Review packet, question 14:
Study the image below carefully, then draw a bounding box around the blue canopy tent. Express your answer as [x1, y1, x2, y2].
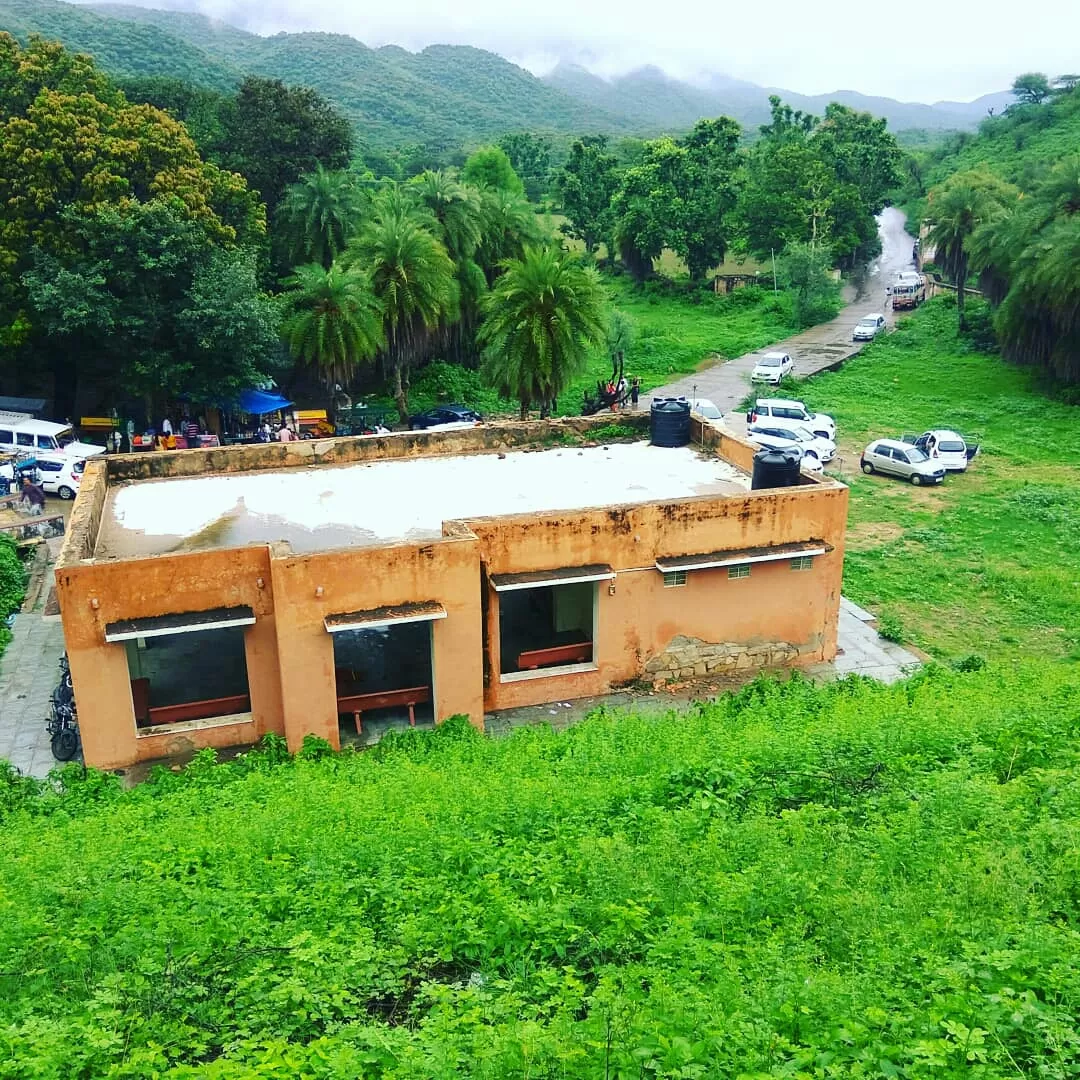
[237, 389, 293, 415]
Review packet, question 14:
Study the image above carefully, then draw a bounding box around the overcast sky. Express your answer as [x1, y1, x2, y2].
[140, 0, 1078, 102]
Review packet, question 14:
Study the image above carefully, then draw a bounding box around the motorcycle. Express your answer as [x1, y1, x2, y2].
[46, 654, 80, 762]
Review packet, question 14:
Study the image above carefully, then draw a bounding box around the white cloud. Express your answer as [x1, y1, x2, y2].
[119, 0, 1080, 102]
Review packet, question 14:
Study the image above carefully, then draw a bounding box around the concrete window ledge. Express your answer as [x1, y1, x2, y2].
[135, 712, 254, 739]
[500, 662, 598, 684]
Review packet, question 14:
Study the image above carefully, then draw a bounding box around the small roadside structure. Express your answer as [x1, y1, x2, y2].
[54, 414, 848, 770]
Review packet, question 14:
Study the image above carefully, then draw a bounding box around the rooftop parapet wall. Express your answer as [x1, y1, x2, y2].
[102, 413, 652, 486]
[56, 456, 108, 568]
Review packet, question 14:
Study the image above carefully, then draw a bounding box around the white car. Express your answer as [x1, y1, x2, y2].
[853, 313, 887, 341]
[36, 454, 85, 500]
[747, 398, 836, 441]
[745, 428, 824, 472]
[751, 351, 795, 385]
[748, 421, 836, 463]
[911, 429, 970, 471]
[861, 440, 945, 485]
[0, 417, 104, 458]
[689, 398, 723, 422]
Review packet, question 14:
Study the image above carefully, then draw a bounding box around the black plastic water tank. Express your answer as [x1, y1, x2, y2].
[650, 397, 691, 447]
[752, 446, 802, 489]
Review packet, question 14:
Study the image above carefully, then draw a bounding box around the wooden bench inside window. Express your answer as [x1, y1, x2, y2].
[337, 685, 431, 734]
[144, 694, 251, 727]
[517, 642, 593, 670]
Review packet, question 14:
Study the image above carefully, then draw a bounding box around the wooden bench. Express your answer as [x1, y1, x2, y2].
[517, 642, 592, 670]
[337, 685, 431, 734]
[145, 694, 251, 727]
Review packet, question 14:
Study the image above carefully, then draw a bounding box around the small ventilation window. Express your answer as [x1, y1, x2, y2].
[663, 570, 688, 588]
[791, 556, 814, 571]
[728, 565, 750, 580]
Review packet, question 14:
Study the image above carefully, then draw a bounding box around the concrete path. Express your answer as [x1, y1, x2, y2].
[804, 597, 921, 685]
[647, 208, 917, 412]
[0, 536, 67, 779]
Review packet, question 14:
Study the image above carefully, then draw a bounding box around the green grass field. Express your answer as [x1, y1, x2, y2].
[794, 298, 1080, 662]
[4, 665, 1080, 1077]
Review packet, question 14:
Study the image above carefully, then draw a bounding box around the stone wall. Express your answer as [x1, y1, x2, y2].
[644, 634, 800, 682]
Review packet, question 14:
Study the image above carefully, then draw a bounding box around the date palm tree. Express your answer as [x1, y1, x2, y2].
[281, 262, 383, 389]
[346, 189, 455, 422]
[278, 165, 366, 269]
[926, 170, 1015, 330]
[479, 246, 608, 419]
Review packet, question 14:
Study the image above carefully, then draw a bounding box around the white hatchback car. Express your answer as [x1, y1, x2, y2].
[853, 313, 887, 341]
[745, 428, 824, 472]
[751, 351, 795, 385]
[913, 430, 969, 471]
[689, 398, 723, 422]
[747, 398, 836, 441]
[36, 454, 85, 499]
[860, 439, 945, 485]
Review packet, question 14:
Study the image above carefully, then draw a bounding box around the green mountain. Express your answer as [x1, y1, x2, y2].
[0, 0, 995, 151]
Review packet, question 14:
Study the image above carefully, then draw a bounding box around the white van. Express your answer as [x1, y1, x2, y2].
[0, 417, 104, 458]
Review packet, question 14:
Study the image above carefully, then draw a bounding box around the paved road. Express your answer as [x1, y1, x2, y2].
[648, 208, 918, 411]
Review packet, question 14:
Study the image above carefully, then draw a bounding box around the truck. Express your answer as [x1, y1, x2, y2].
[890, 271, 926, 311]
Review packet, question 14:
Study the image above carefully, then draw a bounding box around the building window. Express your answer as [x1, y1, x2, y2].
[499, 580, 596, 676]
[728, 564, 751, 580]
[663, 570, 687, 588]
[791, 555, 814, 571]
[125, 625, 250, 730]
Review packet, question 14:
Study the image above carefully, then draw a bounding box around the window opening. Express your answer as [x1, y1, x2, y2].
[499, 580, 596, 675]
[728, 564, 751, 580]
[663, 570, 688, 588]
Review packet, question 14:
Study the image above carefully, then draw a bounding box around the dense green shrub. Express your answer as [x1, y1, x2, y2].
[3, 664, 1080, 1077]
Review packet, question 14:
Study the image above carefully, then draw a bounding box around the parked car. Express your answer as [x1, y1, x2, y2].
[860, 439, 945, 485]
[853, 313, 887, 341]
[747, 421, 836, 463]
[744, 428, 824, 472]
[746, 397, 836, 441]
[0, 417, 104, 458]
[409, 405, 483, 431]
[751, 351, 795, 385]
[36, 454, 85, 499]
[689, 398, 723, 421]
[902, 429, 971, 471]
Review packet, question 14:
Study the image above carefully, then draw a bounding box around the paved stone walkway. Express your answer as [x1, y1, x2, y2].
[0, 607, 65, 778]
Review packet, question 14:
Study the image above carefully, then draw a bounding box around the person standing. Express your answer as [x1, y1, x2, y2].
[184, 417, 200, 443]
[630, 377, 640, 409]
[161, 416, 173, 437]
[20, 476, 45, 515]
[277, 423, 297, 443]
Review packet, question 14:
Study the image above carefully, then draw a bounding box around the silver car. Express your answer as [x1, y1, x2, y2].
[860, 439, 945, 485]
[853, 313, 886, 341]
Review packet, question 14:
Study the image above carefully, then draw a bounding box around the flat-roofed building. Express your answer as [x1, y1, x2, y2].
[55, 414, 848, 770]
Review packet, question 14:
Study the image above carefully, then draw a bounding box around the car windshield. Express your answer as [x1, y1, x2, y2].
[695, 404, 721, 418]
[73, 460, 85, 474]
[55, 428, 76, 447]
[938, 440, 965, 452]
[760, 357, 781, 367]
[907, 448, 929, 462]
[858, 319, 877, 328]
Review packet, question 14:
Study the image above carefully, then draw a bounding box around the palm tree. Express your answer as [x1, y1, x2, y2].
[478, 246, 608, 419]
[926, 170, 1016, 329]
[409, 171, 484, 262]
[345, 191, 456, 422]
[278, 165, 366, 269]
[476, 187, 545, 283]
[281, 262, 384, 389]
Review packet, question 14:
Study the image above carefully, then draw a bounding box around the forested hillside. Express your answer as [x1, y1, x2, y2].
[0, 0, 995, 152]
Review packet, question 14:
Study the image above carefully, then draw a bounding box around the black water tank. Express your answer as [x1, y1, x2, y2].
[752, 446, 802, 489]
[650, 397, 691, 447]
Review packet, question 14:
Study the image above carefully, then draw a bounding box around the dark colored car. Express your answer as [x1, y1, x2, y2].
[409, 405, 484, 430]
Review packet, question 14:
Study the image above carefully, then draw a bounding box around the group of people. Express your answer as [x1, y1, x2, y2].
[603, 376, 642, 410]
[256, 420, 300, 443]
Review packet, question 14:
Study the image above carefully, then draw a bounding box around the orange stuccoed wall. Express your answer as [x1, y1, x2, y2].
[55, 446, 847, 771]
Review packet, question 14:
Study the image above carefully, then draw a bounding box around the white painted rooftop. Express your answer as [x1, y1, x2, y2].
[95, 442, 749, 558]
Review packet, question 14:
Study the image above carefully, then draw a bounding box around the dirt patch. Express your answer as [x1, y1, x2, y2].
[846, 521, 904, 549]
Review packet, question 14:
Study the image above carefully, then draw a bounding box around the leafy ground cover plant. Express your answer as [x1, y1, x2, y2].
[2, 665, 1080, 1077]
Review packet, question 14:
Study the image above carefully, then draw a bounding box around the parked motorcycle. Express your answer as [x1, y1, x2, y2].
[46, 654, 80, 762]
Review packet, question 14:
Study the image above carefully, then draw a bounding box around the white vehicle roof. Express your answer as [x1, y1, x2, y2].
[0, 417, 71, 436]
[761, 351, 790, 360]
[924, 428, 964, 441]
[755, 397, 808, 410]
[859, 313, 884, 322]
